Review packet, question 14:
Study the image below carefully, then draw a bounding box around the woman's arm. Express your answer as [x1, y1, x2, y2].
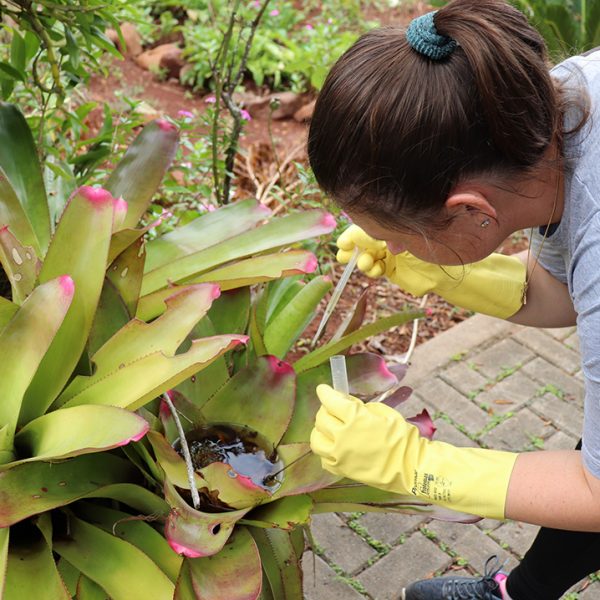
[507, 249, 577, 328]
[506, 450, 600, 530]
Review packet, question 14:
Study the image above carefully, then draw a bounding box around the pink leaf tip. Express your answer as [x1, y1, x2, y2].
[114, 197, 128, 214]
[378, 360, 396, 381]
[78, 186, 115, 206]
[320, 212, 337, 231]
[266, 355, 294, 376]
[116, 422, 150, 446]
[210, 284, 221, 300]
[167, 538, 204, 558]
[231, 335, 249, 347]
[303, 255, 318, 273]
[406, 409, 437, 440]
[58, 275, 75, 297]
[156, 118, 178, 132]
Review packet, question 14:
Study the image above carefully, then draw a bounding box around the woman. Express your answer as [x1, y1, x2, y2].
[307, 1, 600, 598]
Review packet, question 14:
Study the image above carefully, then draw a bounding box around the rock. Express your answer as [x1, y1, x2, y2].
[269, 92, 305, 120]
[179, 63, 195, 86]
[159, 46, 186, 80]
[106, 23, 143, 58]
[232, 91, 270, 117]
[293, 99, 316, 122]
[135, 43, 179, 74]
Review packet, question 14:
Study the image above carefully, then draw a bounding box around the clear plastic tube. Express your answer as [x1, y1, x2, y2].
[329, 354, 349, 394]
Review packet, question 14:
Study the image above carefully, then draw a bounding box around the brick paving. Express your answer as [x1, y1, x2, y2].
[303, 315, 600, 599]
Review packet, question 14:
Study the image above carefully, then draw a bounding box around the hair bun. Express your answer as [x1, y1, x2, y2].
[406, 11, 457, 60]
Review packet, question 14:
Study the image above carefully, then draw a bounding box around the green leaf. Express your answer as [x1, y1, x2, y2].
[0, 227, 39, 304]
[0, 527, 8, 598]
[57, 559, 80, 597]
[271, 444, 338, 500]
[141, 209, 336, 296]
[173, 317, 230, 409]
[4, 529, 70, 600]
[59, 284, 221, 407]
[199, 461, 273, 510]
[105, 119, 179, 229]
[75, 503, 182, 583]
[203, 355, 295, 448]
[265, 277, 303, 325]
[0, 295, 18, 333]
[83, 483, 169, 516]
[146, 430, 207, 489]
[20, 187, 116, 423]
[76, 575, 109, 600]
[208, 286, 251, 335]
[294, 310, 422, 373]
[11, 405, 148, 465]
[189, 250, 318, 292]
[87, 278, 130, 356]
[164, 481, 252, 558]
[250, 527, 303, 600]
[185, 527, 262, 600]
[0, 166, 40, 255]
[0, 104, 50, 253]
[264, 275, 332, 358]
[106, 236, 145, 318]
[0, 62, 24, 82]
[242, 495, 313, 530]
[0, 454, 136, 526]
[53, 515, 175, 600]
[0, 276, 73, 457]
[144, 198, 271, 273]
[60, 335, 247, 411]
[9, 31, 25, 75]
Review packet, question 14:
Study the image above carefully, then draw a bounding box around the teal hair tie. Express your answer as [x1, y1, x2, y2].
[406, 11, 457, 61]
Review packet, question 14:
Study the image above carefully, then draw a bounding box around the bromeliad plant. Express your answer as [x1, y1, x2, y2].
[0, 103, 475, 599]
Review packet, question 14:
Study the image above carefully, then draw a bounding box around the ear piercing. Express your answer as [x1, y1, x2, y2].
[480, 218, 491, 228]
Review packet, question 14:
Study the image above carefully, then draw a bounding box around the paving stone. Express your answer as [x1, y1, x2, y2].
[530, 393, 584, 439]
[357, 533, 450, 599]
[575, 580, 600, 599]
[481, 408, 556, 452]
[358, 512, 424, 546]
[475, 371, 540, 415]
[310, 513, 378, 575]
[413, 378, 489, 434]
[521, 357, 585, 408]
[302, 553, 366, 600]
[513, 328, 580, 374]
[541, 326, 577, 341]
[439, 361, 488, 397]
[430, 416, 479, 448]
[476, 518, 503, 533]
[491, 520, 540, 559]
[426, 521, 519, 575]
[564, 330, 581, 354]
[467, 339, 535, 379]
[542, 429, 579, 451]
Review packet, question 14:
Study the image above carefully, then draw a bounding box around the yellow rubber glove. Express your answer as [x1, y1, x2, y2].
[336, 225, 526, 319]
[310, 385, 518, 520]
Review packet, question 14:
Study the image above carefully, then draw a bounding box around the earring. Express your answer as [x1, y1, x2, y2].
[480, 218, 490, 228]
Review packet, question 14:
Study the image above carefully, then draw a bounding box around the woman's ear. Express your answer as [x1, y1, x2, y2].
[445, 190, 497, 224]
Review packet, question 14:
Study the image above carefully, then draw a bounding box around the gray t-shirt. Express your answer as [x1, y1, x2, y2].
[529, 49, 600, 477]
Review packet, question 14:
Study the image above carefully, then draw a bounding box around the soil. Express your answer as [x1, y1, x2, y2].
[83, 3, 530, 359]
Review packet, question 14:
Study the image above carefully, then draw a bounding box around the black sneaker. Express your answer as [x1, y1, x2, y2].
[402, 555, 506, 600]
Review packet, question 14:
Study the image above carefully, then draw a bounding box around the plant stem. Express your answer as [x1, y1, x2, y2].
[162, 393, 201, 509]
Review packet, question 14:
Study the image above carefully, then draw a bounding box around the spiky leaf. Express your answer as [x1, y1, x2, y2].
[105, 119, 179, 229]
[53, 515, 175, 599]
[20, 187, 116, 423]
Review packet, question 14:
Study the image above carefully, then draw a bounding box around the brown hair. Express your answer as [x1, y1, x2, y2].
[308, 0, 583, 232]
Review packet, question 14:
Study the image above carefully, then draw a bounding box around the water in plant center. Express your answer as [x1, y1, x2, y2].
[177, 423, 284, 492]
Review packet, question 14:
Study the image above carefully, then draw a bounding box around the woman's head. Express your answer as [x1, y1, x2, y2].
[308, 0, 560, 242]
